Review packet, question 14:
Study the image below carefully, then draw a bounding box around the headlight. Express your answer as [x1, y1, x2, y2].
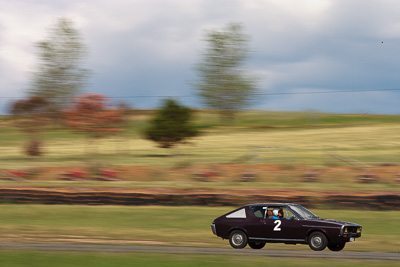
[357, 227, 361, 233]
[344, 227, 348, 233]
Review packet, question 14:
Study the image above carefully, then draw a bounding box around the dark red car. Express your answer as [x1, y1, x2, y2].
[211, 203, 362, 251]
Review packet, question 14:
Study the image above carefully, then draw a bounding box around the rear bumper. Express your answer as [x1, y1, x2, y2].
[211, 223, 217, 235]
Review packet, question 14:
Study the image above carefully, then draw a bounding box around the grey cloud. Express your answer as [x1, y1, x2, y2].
[2, 0, 400, 114]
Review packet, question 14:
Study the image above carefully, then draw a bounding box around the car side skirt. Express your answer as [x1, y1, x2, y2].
[249, 237, 306, 244]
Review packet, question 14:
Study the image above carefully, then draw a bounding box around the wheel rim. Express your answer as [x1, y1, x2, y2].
[232, 233, 244, 246]
[311, 235, 322, 248]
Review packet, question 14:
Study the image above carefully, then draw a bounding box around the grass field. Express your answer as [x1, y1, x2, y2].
[0, 205, 398, 253]
[0, 112, 398, 266]
[1, 110, 400, 192]
[1, 110, 400, 169]
[0, 251, 394, 267]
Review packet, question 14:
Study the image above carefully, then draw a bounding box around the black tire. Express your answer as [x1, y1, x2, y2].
[328, 243, 345, 251]
[229, 230, 247, 249]
[248, 242, 265, 249]
[308, 231, 328, 251]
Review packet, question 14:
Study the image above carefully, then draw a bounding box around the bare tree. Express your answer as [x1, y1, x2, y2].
[194, 23, 258, 123]
[29, 18, 89, 119]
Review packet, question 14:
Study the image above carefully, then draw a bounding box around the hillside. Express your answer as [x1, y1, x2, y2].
[1, 110, 400, 168]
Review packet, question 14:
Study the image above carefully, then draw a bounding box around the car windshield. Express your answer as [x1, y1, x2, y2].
[288, 204, 319, 219]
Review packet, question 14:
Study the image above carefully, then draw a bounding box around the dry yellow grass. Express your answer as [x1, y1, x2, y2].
[1, 123, 400, 168]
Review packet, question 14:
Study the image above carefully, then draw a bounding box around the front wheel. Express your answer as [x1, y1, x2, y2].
[229, 230, 247, 249]
[248, 242, 265, 249]
[328, 243, 345, 251]
[308, 231, 328, 251]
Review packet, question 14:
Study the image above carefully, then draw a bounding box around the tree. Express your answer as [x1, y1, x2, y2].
[194, 23, 258, 123]
[29, 18, 89, 118]
[145, 99, 199, 149]
[9, 96, 50, 156]
[63, 94, 126, 140]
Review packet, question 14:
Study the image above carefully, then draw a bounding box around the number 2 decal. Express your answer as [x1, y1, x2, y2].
[274, 220, 282, 231]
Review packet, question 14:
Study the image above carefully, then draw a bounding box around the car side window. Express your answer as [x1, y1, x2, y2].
[285, 208, 295, 218]
[250, 206, 265, 218]
[251, 206, 298, 220]
[226, 208, 246, 218]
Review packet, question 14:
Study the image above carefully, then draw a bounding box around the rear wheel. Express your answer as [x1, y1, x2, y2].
[248, 242, 265, 249]
[328, 243, 345, 251]
[308, 231, 328, 251]
[229, 230, 247, 249]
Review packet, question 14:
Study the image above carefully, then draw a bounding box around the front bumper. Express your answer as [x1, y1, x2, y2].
[340, 225, 362, 240]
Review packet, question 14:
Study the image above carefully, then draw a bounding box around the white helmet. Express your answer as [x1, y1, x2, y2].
[273, 209, 280, 216]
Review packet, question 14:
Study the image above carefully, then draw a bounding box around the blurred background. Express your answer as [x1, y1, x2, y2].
[0, 1, 399, 266]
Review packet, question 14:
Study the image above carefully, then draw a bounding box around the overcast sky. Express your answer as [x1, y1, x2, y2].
[1, 0, 400, 114]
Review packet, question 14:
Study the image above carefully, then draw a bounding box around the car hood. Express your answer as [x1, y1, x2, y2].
[306, 218, 361, 227]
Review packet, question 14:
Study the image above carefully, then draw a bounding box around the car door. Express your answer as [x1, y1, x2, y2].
[261, 216, 284, 239]
[277, 218, 306, 241]
[245, 205, 270, 239]
[246, 205, 288, 240]
[248, 206, 306, 241]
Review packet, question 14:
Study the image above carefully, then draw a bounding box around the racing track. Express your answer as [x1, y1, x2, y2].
[0, 243, 398, 261]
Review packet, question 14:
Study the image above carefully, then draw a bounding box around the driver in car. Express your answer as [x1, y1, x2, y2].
[271, 208, 283, 219]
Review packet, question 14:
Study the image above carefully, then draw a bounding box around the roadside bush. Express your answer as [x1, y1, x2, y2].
[25, 139, 42, 156]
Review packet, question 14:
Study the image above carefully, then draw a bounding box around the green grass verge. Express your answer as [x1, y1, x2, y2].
[0, 251, 393, 267]
[0, 205, 398, 252]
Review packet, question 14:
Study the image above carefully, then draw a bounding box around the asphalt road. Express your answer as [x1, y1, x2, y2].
[0, 243, 398, 261]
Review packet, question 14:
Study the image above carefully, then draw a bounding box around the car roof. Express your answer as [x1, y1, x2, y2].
[246, 203, 298, 207]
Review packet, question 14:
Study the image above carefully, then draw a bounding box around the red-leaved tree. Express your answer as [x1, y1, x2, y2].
[63, 94, 126, 142]
[10, 96, 50, 156]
